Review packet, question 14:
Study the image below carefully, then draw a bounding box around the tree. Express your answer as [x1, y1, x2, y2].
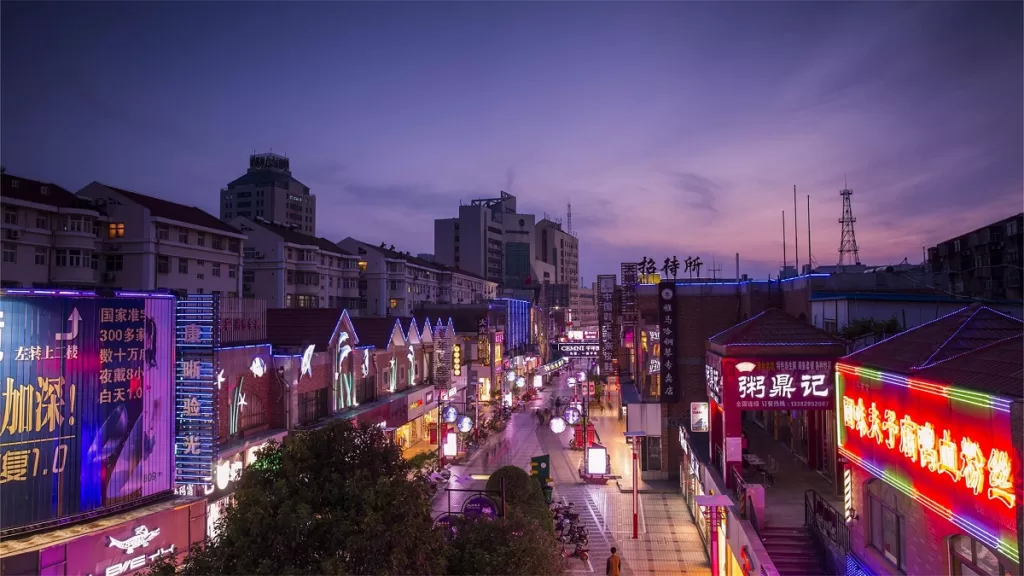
[839, 316, 903, 341]
[445, 511, 563, 576]
[485, 465, 550, 525]
[150, 420, 446, 575]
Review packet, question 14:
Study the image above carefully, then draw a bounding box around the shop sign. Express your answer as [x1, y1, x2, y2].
[216, 297, 266, 345]
[175, 295, 219, 487]
[462, 494, 498, 519]
[0, 293, 176, 532]
[557, 342, 600, 358]
[724, 358, 833, 410]
[566, 330, 584, 340]
[648, 358, 660, 374]
[597, 275, 615, 376]
[60, 505, 192, 576]
[838, 368, 1018, 557]
[706, 355, 723, 405]
[690, 402, 709, 433]
[658, 281, 679, 403]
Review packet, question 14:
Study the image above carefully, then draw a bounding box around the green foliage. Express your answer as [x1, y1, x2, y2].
[839, 316, 903, 341]
[446, 511, 563, 575]
[149, 420, 446, 576]
[485, 465, 552, 528]
[408, 450, 439, 473]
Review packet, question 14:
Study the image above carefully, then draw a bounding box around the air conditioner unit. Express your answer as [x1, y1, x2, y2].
[254, 251, 265, 259]
[5, 229, 20, 240]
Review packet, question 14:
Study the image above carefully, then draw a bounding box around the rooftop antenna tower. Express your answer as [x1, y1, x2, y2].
[567, 201, 573, 235]
[838, 175, 862, 266]
[708, 254, 723, 279]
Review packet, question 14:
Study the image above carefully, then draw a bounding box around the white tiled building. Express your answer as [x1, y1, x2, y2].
[1, 174, 106, 288]
[231, 217, 360, 309]
[338, 238, 497, 317]
[78, 182, 246, 295]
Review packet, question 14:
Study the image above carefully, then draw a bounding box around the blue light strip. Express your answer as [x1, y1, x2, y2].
[174, 294, 219, 487]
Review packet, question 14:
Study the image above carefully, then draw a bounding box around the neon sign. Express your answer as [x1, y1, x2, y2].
[842, 395, 1015, 509]
[452, 344, 461, 377]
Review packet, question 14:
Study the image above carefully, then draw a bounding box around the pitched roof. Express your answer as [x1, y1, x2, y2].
[912, 335, 1023, 399]
[87, 182, 241, 234]
[708, 308, 847, 353]
[349, 316, 404, 349]
[1, 174, 96, 210]
[844, 305, 1023, 374]
[347, 238, 491, 281]
[246, 218, 348, 256]
[266, 307, 346, 350]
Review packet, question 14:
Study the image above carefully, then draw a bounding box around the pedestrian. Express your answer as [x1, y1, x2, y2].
[606, 547, 621, 576]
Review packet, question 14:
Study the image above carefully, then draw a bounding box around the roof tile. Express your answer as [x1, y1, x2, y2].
[349, 316, 402, 349]
[266, 308, 345, 350]
[912, 335, 1023, 399]
[710, 308, 847, 348]
[2, 174, 97, 211]
[87, 182, 240, 234]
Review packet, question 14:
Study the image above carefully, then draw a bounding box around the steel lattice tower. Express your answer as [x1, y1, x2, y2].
[838, 184, 861, 265]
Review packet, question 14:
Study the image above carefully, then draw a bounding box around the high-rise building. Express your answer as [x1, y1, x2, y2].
[220, 153, 317, 235]
[928, 212, 1023, 301]
[535, 218, 579, 311]
[434, 191, 518, 286]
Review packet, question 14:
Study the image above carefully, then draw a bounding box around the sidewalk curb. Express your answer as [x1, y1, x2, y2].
[614, 480, 680, 495]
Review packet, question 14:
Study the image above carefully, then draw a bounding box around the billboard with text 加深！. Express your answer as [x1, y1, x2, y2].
[0, 292, 175, 534]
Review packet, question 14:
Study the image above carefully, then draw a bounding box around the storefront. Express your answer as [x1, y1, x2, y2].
[838, 320, 1022, 576]
[397, 387, 437, 448]
[0, 499, 206, 576]
[203, 430, 288, 540]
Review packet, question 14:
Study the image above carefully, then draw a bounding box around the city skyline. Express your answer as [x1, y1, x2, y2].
[2, 2, 1021, 282]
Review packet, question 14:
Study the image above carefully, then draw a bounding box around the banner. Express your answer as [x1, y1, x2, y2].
[0, 293, 175, 533]
[658, 281, 679, 402]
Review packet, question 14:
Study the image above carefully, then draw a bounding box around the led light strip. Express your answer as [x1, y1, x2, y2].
[837, 363, 1012, 413]
[840, 447, 1019, 563]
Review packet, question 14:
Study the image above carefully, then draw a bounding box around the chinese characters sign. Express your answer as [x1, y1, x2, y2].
[557, 342, 600, 358]
[706, 354, 723, 405]
[217, 297, 266, 345]
[620, 262, 639, 327]
[0, 294, 174, 533]
[175, 294, 219, 487]
[721, 358, 834, 410]
[658, 281, 679, 403]
[597, 275, 615, 376]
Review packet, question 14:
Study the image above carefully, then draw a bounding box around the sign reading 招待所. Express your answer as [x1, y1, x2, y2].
[557, 342, 600, 358]
[658, 281, 679, 403]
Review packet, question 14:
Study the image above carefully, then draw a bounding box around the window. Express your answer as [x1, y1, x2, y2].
[34, 247, 46, 266]
[2, 243, 15, 264]
[197, 273, 204, 280]
[179, 258, 189, 274]
[197, 233, 205, 247]
[106, 254, 124, 271]
[157, 225, 169, 240]
[65, 216, 85, 233]
[212, 236, 223, 250]
[287, 249, 294, 260]
[157, 255, 170, 274]
[55, 249, 86, 268]
[228, 265, 237, 279]
[228, 239, 240, 253]
[107, 222, 125, 239]
[212, 263, 221, 277]
[950, 535, 1013, 576]
[867, 490, 904, 570]
[4, 208, 18, 226]
[178, 229, 188, 243]
[196, 259, 205, 267]
[35, 216, 48, 230]
[91, 253, 99, 270]
[1008, 220, 1020, 237]
[390, 280, 399, 291]
[389, 298, 399, 309]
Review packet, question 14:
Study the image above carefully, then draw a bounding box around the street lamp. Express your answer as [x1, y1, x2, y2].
[623, 430, 646, 540]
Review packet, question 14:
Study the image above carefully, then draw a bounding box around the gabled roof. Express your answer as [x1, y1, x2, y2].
[2, 174, 96, 211]
[267, 308, 350, 351]
[404, 318, 422, 345]
[844, 305, 1023, 374]
[912, 335, 1023, 399]
[708, 308, 846, 356]
[349, 316, 406, 350]
[85, 182, 241, 234]
[243, 218, 348, 256]
[345, 238, 493, 281]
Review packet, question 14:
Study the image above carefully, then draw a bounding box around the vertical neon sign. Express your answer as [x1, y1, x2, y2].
[175, 295, 218, 489]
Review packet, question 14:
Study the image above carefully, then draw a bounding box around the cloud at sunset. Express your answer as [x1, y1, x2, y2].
[2, 1, 1020, 282]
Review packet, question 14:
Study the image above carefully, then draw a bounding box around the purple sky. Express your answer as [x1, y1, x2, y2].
[3, 2, 1021, 283]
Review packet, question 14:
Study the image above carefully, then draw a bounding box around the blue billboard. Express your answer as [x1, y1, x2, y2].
[0, 290, 176, 534]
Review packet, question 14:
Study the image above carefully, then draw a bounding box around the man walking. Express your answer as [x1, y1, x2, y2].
[606, 547, 621, 576]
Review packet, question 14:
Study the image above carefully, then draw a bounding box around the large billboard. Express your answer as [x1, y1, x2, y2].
[0, 291, 175, 534]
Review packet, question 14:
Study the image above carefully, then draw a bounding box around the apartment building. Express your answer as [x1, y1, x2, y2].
[928, 212, 1024, 300]
[231, 216, 360, 309]
[338, 238, 497, 316]
[1, 173, 106, 288]
[78, 182, 245, 294]
[576, 283, 598, 328]
[535, 218, 579, 288]
[434, 191, 518, 285]
[220, 153, 317, 236]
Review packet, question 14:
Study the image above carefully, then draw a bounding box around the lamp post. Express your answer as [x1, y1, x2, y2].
[695, 494, 732, 576]
[624, 430, 646, 539]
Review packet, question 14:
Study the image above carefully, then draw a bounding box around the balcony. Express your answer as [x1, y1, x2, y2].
[52, 265, 99, 286]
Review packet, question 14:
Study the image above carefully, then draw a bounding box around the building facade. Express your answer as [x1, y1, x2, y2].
[928, 212, 1024, 301]
[232, 217, 360, 309]
[78, 182, 246, 295]
[433, 191, 518, 285]
[220, 153, 317, 236]
[1, 174, 105, 289]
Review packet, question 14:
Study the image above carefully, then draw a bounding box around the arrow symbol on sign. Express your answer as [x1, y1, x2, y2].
[55, 308, 81, 341]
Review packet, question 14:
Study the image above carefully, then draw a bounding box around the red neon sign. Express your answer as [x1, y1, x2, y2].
[838, 369, 1017, 557]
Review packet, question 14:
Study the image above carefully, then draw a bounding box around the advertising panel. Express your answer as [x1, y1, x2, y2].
[721, 357, 833, 410]
[216, 298, 266, 346]
[596, 275, 615, 376]
[557, 341, 600, 358]
[174, 295, 219, 489]
[658, 280, 679, 403]
[0, 292, 175, 533]
[838, 368, 1018, 561]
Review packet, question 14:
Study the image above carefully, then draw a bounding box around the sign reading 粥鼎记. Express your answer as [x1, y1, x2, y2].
[723, 358, 834, 410]
[0, 293, 175, 533]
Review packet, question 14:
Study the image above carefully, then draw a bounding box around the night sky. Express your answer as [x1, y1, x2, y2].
[2, 2, 1021, 282]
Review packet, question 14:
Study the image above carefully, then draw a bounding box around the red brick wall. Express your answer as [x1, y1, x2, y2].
[214, 345, 282, 444]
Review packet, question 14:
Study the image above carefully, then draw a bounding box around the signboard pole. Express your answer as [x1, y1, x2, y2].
[633, 436, 639, 539]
